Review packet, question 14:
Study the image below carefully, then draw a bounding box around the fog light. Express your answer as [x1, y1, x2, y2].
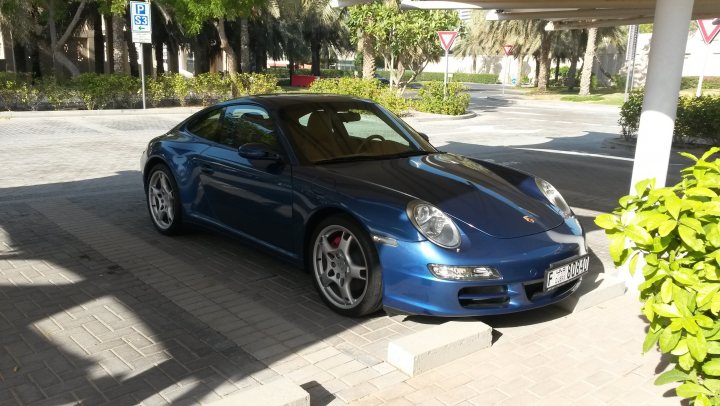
[428, 264, 502, 280]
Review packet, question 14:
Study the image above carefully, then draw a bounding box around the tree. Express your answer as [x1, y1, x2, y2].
[578, 26, 626, 95]
[170, 0, 262, 73]
[347, 1, 459, 88]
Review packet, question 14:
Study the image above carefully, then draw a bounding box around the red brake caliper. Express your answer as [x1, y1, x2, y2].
[331, 234, 342, 249]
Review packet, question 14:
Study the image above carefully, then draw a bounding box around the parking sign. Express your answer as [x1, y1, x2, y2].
[130, 1, 152, 43]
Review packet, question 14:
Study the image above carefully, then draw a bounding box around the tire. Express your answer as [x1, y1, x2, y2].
[309, 215, 383, 317]
[145, 164, 183, 235]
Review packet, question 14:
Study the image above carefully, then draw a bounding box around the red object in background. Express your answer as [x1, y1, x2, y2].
[503, 44, 514, 56]
[291, 75, 317, 87]
[437, 31, 458, 51]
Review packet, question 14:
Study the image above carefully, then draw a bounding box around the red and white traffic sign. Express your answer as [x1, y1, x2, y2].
[502, 44, 514, 56]
[698, 19, 720, 44]
[437, 31, 458, 51]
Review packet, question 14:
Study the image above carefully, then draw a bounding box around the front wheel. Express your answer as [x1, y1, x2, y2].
[145, 164, 183, 235]
[310, 216, 383, 317]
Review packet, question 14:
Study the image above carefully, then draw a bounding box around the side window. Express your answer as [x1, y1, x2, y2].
[186, 109, 224, 142]
[219, 105, 279, 150]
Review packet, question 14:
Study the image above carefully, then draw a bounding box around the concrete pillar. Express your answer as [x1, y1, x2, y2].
[630, 0, 694, 191]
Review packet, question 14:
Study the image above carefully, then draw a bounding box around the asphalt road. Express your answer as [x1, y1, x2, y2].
[409, 86, 693, 213]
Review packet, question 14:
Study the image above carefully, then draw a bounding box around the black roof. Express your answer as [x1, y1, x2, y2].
[221, 94, 374, 110]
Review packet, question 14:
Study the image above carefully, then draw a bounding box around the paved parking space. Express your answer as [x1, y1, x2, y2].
[0, 102, 684, 405]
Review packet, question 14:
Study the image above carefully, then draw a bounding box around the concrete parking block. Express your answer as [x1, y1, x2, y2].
[387, 321, 492, 376]
[209, 377, 309, 406]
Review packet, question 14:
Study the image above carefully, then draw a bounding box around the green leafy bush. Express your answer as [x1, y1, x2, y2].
[414, 81, 470, 116]
[619, 91, 643, 141]
[72, 73, 140, 110]
[147, 74, 176, 107]
[376, 70, 498, 84]
[227, 73, 281, 97]
[619, 93, 720, 144]
[190, 73, 229, 106]
[595, 148, 720, 406]
[308, 77, 409, 115]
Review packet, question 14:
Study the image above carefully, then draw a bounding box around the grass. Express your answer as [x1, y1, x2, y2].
[525, 87, 627, 106]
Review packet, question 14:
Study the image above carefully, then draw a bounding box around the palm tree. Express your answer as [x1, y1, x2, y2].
[579, 26, 626, 95]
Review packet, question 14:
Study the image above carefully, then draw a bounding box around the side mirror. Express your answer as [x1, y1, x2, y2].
[418, 132, 430, 142]
[238, 143, 281, 161]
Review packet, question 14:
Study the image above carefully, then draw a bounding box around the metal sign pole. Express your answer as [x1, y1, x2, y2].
[140, 43, 146, 109]
[444, 48, 449, 98]
[696, 44, 710, 97]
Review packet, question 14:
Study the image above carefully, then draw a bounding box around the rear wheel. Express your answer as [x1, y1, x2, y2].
[145, 164, 183, 235]
[310, 216, 383, 317]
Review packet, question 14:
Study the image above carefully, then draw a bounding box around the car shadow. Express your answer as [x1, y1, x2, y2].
[2, 129, 686, 404]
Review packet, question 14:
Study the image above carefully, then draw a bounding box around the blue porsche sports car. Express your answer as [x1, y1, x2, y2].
[141, 94, 588, 317]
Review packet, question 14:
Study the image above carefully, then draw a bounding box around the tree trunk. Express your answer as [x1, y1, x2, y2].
[554, 57, 560, 82]
[125, 29, 139, 77]
[536, 33, 552, 91]
[566, 53, 578, 90]
[47, 0, 87, 78]
[167, 41, 179, 73]
[240, 17, 250, 73]
[310, 31, 321, 76]
[579, 27, 597, 96]
[534, 57, 540, 86]
[215, 18, 237, 74]
[93, 12, 105, 73]
[155, 44, 165, 75]
[361, 32, 375, 79]
[143, 43, 153, 78]
[515, 54, 524, 87]
[105, 14, 115, 73]
[112, 12, 127, 74]
[288, 53, 295, 78]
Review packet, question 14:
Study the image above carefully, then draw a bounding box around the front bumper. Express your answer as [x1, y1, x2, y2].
[377, 218, 586, 317]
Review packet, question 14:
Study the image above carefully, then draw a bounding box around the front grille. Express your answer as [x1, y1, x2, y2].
[458, 285, 509, 309]
[524, 279, 577, 302]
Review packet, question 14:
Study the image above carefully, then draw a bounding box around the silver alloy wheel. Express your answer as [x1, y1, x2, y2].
[148, 170, 175, 230]
[313, 225, 369, 309]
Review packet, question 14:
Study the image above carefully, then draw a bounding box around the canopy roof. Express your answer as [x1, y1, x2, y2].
[332, 0, 720, 29]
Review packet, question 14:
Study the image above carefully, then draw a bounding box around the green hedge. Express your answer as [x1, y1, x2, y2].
[309, 77, 470, 116]
[376, 70, 498, 84]
[0, 72, 280, 111]
[620, 92, 720, 143]
[308, 77, 409, 115]
[415, 81, 470, 115]
[266, 67, 352, 79]
[681, 77, 720, 91]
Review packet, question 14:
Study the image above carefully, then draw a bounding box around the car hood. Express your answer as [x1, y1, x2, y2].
[320, 153, 564, 238]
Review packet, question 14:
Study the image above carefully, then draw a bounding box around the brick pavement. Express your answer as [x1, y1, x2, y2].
[0, 108, 683, 405]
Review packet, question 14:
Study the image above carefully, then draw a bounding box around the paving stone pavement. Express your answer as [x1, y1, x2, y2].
[0, 108, 682, 405]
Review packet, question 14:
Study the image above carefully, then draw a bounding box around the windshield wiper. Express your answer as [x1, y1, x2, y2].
[313, 150, 433, 165]
[314, 155, 380, 165]
[384, 150, 433, 158]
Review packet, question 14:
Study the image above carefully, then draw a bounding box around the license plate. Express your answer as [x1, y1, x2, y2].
[544, 255, 590, 290]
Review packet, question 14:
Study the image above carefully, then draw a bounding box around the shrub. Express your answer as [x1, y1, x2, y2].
[190, 73, 229, 105]
[619, 93, 720, 144]
[595, 147, 720, 406]
[227, 73, 281, 97]
[147, 74, 176, 107]
[73, 73, 140, 110]
[308, 77, 409, 115]
[451, 73, 499, 84]
[376, 71, 498, 84]
[414, 81, 470, 116]
[619, 91, 643, 141]
[39, 78, 76, 110]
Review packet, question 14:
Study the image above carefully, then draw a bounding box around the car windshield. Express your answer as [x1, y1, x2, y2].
[278, 101, 434, 164]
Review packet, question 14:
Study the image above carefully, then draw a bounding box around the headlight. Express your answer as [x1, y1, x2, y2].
[407, 200, 461, 249]
[428, 264, 502, 280]
[535, 178, 572, 217]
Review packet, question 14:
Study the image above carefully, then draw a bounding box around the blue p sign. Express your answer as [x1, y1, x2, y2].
[134, 3, 146, 15]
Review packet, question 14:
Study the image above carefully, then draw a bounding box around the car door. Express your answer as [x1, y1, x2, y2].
[194, 104, 295, 254]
